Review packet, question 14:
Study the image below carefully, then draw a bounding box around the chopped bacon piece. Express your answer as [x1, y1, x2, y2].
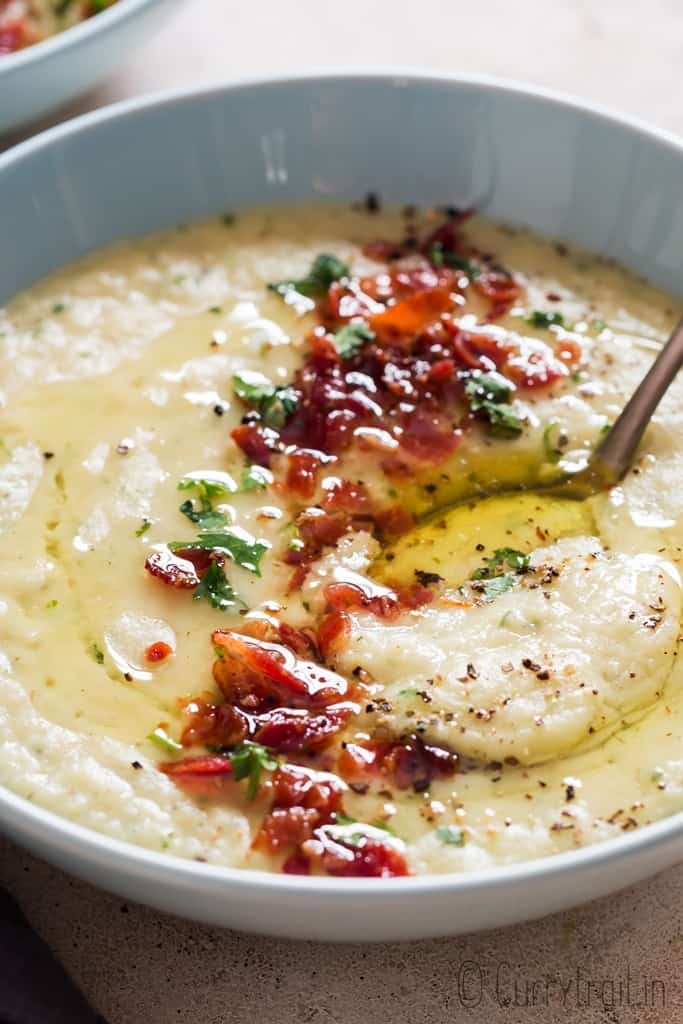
[369, 286, 454, 345]
[231, 422, 277, 466]
[145, 641, 173, 663]
[382, 738, 457, 791]
[285, 450, 321, 499]
[181, 699, 250, 748]
[271, 763, 346, 815]
[338, 737, 457, 791]
[282, 852, 311, 874]
[325, 579, 399, 620]
[254, 764, 346, 853]
[212, 630, 349, 708]
[0, 20, 30, 54]
[256, 806, 320, 852]
[145, 547, 212, 589]
[361, 239, 407, 262]
[421, 211, 472, 255]
[160, 755, 232, 777]
[475, 270, 520, 320]
[317, 610, 351, 659]
[302, 827, 411, 877]
[252, 705, 352, 753]
[322, 479, 371, 514]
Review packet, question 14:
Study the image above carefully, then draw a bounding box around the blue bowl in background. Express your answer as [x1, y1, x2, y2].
[0, 0, 180, 135]
[1, 72, 683, 940]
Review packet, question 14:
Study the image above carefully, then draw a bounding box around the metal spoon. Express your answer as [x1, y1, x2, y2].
[546, 316, 683, 500]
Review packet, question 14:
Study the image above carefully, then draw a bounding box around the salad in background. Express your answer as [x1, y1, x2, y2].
[0, 0, 117, 54]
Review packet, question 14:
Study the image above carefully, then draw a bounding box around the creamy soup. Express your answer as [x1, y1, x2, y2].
[0, 0, 116, 54]
[1, 203, 682, 877]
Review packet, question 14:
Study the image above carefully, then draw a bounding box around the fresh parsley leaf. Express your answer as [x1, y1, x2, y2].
[238, 464, 271, 492]
[222, 212, 236, 227]
[465, 372, 523, 438]
[480, 574, 516, 600]
[543, 421, 566, 464]
[170, 530, 269, 574]
[179, 499, 229, 531]
[90, 643, 104, 665]
[193, 561, 243, 611]
[436, 824, 465, 846]
[332, 322, 375, 358]
[148, 727, 183, 753]
[45, 599, 58, 609]
[472, 547, 530, 579]
[429, 243, 481, 278]
[52, 302, 65, 314]
[229, 741, 278, 800]
[135, 518, 152, 537]
[232, 372, 298, 430]
[178, 476, 236, 500]
[526, 310, 565, 329]
[334, 812, 357, 826]
[269, 253, 350, 299]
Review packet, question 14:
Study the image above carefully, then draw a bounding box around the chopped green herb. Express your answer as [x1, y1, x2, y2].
[52, 302, 65, 314]
[222, 212, 236, 227]
[269, 252, 350, 299]
[45, 599, 58, 609]
[600, 422, 611, 435]
[170, 530, 268, 574]
[465, 372, 523, 438]
[472, 547, 530, 579]
[229, 741, 278, 800]
[429, 243, 480, 278]
[398, 687, 421, 697]
[179, 499, 229, 531]
[232, 372, 298, 430]
[178, 475, 236, 500]
[332, 322, 375, 358]
[135, 518, 152, 537]
[208, 306, 223, 314]
[239, 464, 270, 492]
[591, 318, 607, 332]
[148, 727, 183, 753]
[526, 310, 565, 329]
[90, 643, 105, 665]
[193, 561, 243, 611]
[480, 574, 517, 600]
[436, 824, 465, 846]
[543, 422, 567, 464]
[334, 812, 357, 826]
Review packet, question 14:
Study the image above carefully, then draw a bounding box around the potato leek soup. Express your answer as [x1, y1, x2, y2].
[1, 204, 682, 878]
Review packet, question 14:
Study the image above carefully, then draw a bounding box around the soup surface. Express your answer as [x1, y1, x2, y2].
[0, 0, 117, 54]
[1, 203, 682, 877]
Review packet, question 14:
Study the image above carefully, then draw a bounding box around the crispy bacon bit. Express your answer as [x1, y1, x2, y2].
[317, 610, 351, 659]
[369, 285, 455, 345]
[475, 269, 521, 320]
[322, 479, 371, 514]
[285, 450, 323, 499]
[145, 641, 174, 663]
[252, 705, 353, 752]
[181, 699, 250, 748]
[212, 630, 349, 708]
[254, 764, 346, 853]
[302, 827, 411, 877]
[282, 852, 311, 874]
[160, 755, 233, 777]
[338, 736, 457, 791]
[231, 422, 277, 466]
[145, 548, 204, 589]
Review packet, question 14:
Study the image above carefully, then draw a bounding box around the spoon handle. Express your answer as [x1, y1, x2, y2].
[593, 316, 683, 484]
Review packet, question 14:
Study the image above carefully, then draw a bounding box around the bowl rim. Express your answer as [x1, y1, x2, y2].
[0, 0, 168, 73]
[2, 67, 683, 897]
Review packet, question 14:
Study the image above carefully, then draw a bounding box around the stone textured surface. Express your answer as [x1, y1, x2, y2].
[4, 0, 683, 1020]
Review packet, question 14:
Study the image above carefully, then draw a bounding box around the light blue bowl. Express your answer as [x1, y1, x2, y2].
[0, 0, 181, 135]
[1, 73, 683, 940]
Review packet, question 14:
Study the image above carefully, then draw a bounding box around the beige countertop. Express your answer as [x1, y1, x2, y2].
[3, 0, 683, 1020]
